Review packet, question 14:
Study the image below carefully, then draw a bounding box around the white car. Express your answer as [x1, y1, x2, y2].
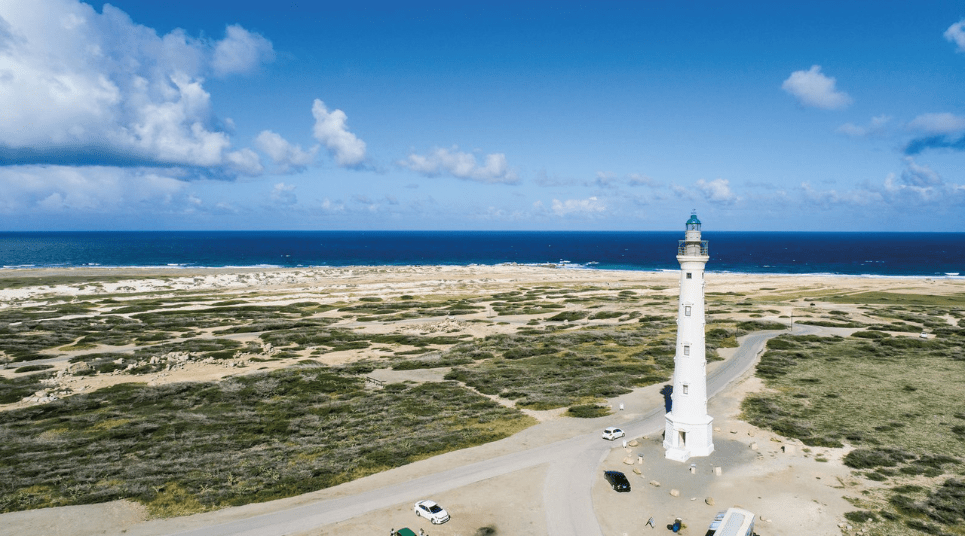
[602, 427, 626, 441]
[414, 499, 450, 524]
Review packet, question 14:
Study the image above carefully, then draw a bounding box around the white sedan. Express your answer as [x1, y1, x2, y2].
[602, 427, 626, 441]
[414, 499, 450, 524]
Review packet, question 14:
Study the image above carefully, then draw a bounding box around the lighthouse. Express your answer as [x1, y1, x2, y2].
[664, 212, 715, 462]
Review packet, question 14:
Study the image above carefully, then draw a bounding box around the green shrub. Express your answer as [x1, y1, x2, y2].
[844, 448, 916, 469]
[546, 311, 588, 322]
[588, 311, 623, 320]
[924, 478, 965, 525]
[566, 404, 611, 418]
[851, 330, 889, 339]
[13, 364, 53, 373]
[904, 520, 942, 534]
[843, 511, 878, 523]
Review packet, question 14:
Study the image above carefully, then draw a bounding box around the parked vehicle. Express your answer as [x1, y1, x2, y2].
[708, 507, 755, 536]
[603, 470, 631, 492]
[393, 528, 417, 536]
[601, 427, 625, 440]
[414, 499, 450, 524]
[708, 510, 726, 532]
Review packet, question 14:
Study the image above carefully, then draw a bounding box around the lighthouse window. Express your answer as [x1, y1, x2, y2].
[685, 306, 692, 316]
[686, 272, 692, 279]
[684, 344, 690, 356]
[682, 384, 689, 395]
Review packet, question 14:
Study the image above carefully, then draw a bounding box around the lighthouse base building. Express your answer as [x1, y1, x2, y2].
[664, 415, 715, 462]
[664, 212, 715, 462]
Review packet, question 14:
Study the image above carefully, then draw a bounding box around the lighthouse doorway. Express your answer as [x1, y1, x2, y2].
[678, 430, 687, 447]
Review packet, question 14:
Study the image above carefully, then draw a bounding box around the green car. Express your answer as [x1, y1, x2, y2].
[394, 529, 417, 536]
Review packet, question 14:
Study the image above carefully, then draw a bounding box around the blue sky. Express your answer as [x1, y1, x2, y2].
[1, 1, 963, 231]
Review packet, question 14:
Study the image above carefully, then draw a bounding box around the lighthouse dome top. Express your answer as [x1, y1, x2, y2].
[686, 212, 701, 231]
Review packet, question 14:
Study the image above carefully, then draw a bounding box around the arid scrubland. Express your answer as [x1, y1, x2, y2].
[0, 266, 963, 535]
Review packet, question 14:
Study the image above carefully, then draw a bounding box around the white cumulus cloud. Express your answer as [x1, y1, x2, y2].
[398, 146, 519, 184]
[0, 0, 271, 174]
[212, 24, 275, 77]
[311, 99, 367, 167]
[835, 115, 891, 138]
[0, 165, 187, 214]
[255, 130, 318, 172]
[549, 196, 606, 216]
[781, 65, 852, 110]
[907, 113, 965, 135]
[695, 178, 739, 204]
[270, 182, 297, 205]
[945, 19, 965, 53]
[900, 157, 943, 187]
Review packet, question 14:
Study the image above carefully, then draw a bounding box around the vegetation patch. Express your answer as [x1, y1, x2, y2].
[0, 369, 534, 515]
[742, 327, 965, 533]
[825, 292, 965, 307]
[0, 373, 52, 404]
[444, 323, 672, 410]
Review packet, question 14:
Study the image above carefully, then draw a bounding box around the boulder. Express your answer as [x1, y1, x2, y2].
[705, 497, 715, 505]
[649, 480, 660, 487]
[670, 489, 680, 497]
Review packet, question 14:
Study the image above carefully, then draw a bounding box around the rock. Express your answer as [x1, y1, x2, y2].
[713, 426, 721, 432]
[632, 467, 642, 475]
[714, 466, 722, 476]
[750, 442, 758, 450]
[782, 445, 796, 454]
[628, 439, 639, 447]
[622, 456, 635, 465]
[670, 489, 680, 497]
[67, 362, 91, 373]
[649, 480, 660, 487]
[705, 497, 715, 505]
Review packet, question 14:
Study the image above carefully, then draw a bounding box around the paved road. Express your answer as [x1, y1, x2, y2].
[173, 326, 809, 536]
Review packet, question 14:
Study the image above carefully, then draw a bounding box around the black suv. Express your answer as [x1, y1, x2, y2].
[603, 470, 630, 492]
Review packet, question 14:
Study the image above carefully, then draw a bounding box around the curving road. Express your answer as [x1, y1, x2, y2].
[172, 326, 812, 536]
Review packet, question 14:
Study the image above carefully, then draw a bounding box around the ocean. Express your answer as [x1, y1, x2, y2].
[0, 231, 963, 277]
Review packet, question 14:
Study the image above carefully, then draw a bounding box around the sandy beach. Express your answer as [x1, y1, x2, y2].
[0, 265, 961, 536]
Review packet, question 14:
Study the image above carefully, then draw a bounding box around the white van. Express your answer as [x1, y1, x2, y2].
[709, 507, 755, 536]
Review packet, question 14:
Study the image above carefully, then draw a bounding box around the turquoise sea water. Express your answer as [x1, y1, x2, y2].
[0, 231, 963, 277]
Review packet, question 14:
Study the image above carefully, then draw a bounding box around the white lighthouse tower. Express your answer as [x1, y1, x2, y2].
[664, 212, 715, 462]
